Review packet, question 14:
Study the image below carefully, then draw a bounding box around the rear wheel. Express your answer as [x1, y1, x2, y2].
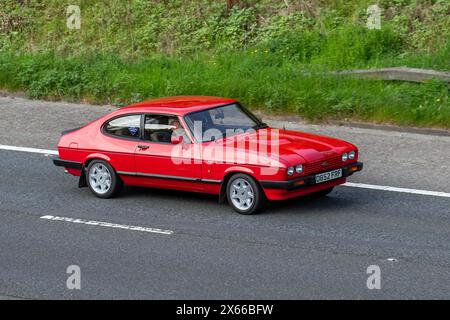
[87, 160, 122, 198]
[226, 174, 263, 215]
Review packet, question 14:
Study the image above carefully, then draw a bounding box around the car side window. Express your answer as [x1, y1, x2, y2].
[104, 115, 141, 139]
[143, 114, 190, 144]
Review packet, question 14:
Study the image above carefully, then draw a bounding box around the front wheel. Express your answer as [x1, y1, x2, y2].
[86, 160, 122, 198]
[226, 174, 264, 215]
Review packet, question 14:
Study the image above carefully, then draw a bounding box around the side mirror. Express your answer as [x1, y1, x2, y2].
[171, 135, 183, 144]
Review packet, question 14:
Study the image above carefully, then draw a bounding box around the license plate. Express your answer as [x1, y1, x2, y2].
[315, 169, 343, 184]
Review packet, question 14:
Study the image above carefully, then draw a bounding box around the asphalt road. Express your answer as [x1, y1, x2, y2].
[1, 96, 450, 299]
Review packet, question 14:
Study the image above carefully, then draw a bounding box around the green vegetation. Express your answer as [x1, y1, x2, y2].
[0, 0, 449, 127]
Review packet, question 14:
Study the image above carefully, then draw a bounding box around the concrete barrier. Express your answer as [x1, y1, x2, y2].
[333, 67, 450, 83]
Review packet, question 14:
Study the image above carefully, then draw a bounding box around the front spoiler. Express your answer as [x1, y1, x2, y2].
[260, 162, 363, 190]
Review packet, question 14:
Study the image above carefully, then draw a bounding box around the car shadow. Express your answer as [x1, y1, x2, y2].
[121, 186, 219, 203]
[263, 193, 355, 216]
[120, 185, 362, 216]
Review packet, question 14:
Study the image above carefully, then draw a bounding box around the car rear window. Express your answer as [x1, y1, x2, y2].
[104, 115, 141, 139]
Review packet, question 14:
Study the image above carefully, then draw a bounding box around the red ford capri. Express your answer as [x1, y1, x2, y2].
[53, 96, 363, 214]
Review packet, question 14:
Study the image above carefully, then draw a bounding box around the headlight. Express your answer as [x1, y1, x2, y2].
[342, 153, 348, 162]
[348, 151, 356, 160]
[295, 164, 303, 174]
[287, 167, 294, 176]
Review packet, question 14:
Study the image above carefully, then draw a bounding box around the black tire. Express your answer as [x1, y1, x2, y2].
[311, 187, 334, 198]
[226, 173, 264, 215]
[86, 160, 122, 199]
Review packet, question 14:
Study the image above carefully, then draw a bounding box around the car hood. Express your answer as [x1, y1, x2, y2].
[218, 128, 355, 166]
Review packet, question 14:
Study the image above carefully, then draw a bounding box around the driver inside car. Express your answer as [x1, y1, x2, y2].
[168, 118, 189, 143]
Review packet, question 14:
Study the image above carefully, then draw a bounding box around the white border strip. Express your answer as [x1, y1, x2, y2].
[0, 144, 58, 155]
[40, 215, 174, 235]
[344, 182, 450, 198]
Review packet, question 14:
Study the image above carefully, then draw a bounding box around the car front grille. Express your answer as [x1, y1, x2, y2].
[303, 156, 344, 175]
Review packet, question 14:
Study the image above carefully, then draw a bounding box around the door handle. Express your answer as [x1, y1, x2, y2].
[137, 145, 150, 150]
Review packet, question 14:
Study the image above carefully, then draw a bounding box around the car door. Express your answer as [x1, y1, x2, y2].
[134, 114, 203, 191]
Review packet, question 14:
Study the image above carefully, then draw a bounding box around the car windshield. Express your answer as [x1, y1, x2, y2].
[184, 103, 267, 142]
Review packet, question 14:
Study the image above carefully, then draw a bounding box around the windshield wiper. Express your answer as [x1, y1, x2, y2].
[253, 122, 269, 130]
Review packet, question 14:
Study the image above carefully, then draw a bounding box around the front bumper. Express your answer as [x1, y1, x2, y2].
[260, 162, 363, 190]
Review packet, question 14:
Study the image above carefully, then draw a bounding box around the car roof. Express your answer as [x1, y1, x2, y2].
[119, 96, 237, 116]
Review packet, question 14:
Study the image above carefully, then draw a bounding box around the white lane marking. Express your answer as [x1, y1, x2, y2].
[40, 215, 174, 235]
[2, 144, 450, 200]
[343, 182, 450, 198]
[0, 144, 58, 155]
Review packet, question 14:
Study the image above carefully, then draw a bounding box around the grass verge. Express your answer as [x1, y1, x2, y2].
[0, 51, 449, 128]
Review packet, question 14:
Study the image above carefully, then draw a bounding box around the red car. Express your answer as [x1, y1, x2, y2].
[53, 96, 363, 214]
